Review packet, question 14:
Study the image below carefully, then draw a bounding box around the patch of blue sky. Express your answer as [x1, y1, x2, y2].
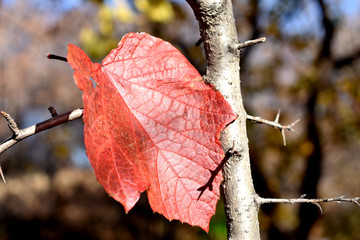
[71, 147, 91, 168]
[2, 0, 16, 7]
[3, 0, 82, 12]
[328, 0, 360, 18]
[259, 0, 359, 37]
[281, 0, 322, 36]
[31, 0, 83, 12]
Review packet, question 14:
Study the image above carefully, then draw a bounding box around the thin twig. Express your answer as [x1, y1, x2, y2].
[257, 195, 360, 214]
[236, 37, 266, 50]
[247, 110, 300, 146]
[0, 108, 83, 155]
[47, 53, 68, 62]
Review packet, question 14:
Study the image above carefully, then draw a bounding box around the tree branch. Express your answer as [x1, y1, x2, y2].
[247, 110, 300, 145]
[0, 108, 83, 155]
[186, 0, 261, 239]
[0, 166, 6, 184]
[258, 195, 360, 214]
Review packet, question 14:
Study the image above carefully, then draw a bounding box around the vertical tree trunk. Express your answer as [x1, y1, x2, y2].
[186, 1, 261, 239]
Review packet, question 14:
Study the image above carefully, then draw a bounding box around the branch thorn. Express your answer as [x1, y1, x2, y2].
[314, 202, 323, 214]
[247, 112, 300, 146]
[236, 37, 266, 50]
[281, 129, 287, 146]
[48, 106, 58, 117]
[275, 110, 280, 123]
[0, 165, 6, 184]
[195, 38, 202, 46]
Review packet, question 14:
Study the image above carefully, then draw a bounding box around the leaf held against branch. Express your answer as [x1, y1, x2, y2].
[67, 32, 237, 231]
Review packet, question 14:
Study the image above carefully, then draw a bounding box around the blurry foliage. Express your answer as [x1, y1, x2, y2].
[0, 0, 360, 239]
[324, 206, 360, 240]
[79, 26, 118, 60]
[78, 0, 176, 60]
[79, 5, 118, 60]
[208, 199, 227, 240]
[135, 0, 175, 23]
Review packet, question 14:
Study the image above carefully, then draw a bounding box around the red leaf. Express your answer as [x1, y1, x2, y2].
[67, 32, 237, 231]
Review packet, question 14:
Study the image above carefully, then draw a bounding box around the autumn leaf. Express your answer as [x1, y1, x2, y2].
[67, 32, 236, 231]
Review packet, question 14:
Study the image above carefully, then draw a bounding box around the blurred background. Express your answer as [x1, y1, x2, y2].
[0, 0, 360, 239]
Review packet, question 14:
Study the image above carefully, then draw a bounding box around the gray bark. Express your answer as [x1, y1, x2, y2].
[186, 0, 261, 239]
